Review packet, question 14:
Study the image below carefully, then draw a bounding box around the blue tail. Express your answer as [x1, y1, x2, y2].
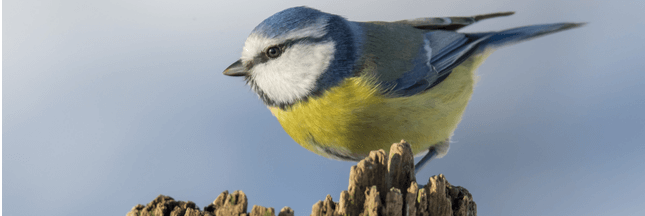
[471, 22, 586, 52]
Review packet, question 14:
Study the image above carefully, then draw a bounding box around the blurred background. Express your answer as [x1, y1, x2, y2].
[4, 0, 645, 215]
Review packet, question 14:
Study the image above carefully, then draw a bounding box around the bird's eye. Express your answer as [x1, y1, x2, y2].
[266, 46, 281, 58]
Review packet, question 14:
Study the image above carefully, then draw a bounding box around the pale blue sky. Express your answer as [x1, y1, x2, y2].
[4, 0, 645, 215]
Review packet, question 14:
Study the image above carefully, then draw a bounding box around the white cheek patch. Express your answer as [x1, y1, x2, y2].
[238, 17, 334, 105]
[251, 41, 335, 104]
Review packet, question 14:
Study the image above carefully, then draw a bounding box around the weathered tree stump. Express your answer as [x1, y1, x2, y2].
[126, 141, 476, 216]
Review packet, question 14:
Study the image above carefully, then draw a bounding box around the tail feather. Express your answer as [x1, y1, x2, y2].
[399, 11, 516, 31]
[471, 22, 586, 51]
[472, 11, 516, 22]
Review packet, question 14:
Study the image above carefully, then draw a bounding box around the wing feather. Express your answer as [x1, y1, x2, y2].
[382, 22, 583, 97]
[394, 11, 515, 31]
[363, 13, 583, 97]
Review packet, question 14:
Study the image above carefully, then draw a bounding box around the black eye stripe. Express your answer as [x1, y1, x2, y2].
[252, 37, 329, 65]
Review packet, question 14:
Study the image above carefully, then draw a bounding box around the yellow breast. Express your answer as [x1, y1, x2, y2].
[269, 53, 490, 160]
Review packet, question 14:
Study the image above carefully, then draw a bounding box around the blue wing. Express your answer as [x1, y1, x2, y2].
[385, 22, 584, 96]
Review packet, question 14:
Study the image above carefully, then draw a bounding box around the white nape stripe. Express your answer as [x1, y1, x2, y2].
[283, 24, 328, 40]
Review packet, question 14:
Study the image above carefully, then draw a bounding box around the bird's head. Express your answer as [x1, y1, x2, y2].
[223, 7, 358, 109]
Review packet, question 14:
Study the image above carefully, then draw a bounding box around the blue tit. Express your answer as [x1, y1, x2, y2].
[223, 6, 583, 172]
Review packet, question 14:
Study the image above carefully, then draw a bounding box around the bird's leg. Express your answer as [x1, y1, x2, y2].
[414, 147, 438, 174]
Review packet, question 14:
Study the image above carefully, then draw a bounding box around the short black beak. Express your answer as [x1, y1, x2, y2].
[223, 60, 247, 76]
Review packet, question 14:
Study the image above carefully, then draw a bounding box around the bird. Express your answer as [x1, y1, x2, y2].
[223, 6, 583, 173]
